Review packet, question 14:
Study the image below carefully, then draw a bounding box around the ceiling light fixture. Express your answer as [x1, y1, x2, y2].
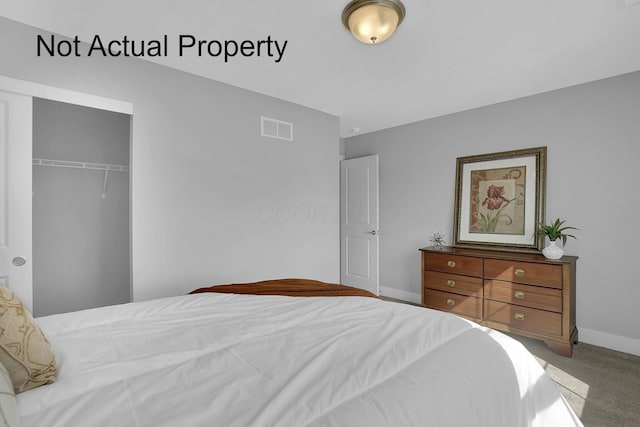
[342, 0, 406, 45]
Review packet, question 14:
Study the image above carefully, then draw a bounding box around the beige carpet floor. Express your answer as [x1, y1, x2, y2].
[507, 333, 640, 427]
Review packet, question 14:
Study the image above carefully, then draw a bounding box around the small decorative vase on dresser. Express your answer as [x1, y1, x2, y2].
[420, 246, 578, 357]
[542, 240, 564, 259]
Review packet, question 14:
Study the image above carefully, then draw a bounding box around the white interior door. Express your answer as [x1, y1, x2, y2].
[0, 91, 33, 310]
[340, 155, 379, 295]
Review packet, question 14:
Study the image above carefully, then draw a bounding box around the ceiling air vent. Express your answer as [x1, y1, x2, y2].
[261, 116, 293, 141]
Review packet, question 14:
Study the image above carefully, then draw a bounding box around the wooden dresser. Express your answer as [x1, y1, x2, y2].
[420, 246, 578, 357]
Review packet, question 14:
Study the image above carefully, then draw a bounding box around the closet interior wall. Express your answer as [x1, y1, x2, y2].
[32, 98, 131, 316]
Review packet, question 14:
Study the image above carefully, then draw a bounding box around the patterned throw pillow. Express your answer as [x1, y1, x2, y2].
[0, 285, 56, 393]
[0, 361, 20, 427]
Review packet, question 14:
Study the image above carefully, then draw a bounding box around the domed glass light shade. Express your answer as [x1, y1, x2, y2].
[342, 0, 406, 44]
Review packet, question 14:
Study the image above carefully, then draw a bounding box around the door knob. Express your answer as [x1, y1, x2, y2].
[366, 230, 379, 235]
[12, 257, 26, 267]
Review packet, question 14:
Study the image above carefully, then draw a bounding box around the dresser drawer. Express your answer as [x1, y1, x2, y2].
[484, 280, 562, 312]
[484, 300, 561, 336]
[484, 259, 562, 289]
[424, 271, 482, 297]
[424, 289, 482, 320]
[425, 253, 483, 277]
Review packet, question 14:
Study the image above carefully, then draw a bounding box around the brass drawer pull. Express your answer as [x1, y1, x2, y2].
[446, 280, 456, 287]
[446, 298, 456, 307]
[447, 260, 456, 268]
[514, 268, 525, 277]
[514, 290, 525, 299]
[514, 312, 525, 321]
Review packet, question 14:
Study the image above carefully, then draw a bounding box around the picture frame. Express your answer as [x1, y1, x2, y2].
[453, 147, 546, 253]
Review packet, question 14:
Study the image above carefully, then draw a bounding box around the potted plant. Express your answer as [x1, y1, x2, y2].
[538, 218, 578, 259]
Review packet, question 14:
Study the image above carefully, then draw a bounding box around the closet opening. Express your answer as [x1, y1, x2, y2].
[32, 98, 131, 316]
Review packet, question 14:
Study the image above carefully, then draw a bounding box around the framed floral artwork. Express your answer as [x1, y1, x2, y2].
[453, 147, 547, 252]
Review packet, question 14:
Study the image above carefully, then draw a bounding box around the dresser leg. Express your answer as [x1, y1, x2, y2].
[544, 328, 578, 357]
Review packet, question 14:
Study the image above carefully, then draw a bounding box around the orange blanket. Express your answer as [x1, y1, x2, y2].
[189, 278, 379, 299]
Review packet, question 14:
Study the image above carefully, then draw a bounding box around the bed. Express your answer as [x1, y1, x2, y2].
[5, 280, 582, 427]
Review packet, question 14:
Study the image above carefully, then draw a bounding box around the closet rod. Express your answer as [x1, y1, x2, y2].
[32, 158, 129, 172]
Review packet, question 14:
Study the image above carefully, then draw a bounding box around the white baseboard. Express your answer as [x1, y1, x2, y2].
[379, 286, 421, 305]
[579, 327, 640, 356]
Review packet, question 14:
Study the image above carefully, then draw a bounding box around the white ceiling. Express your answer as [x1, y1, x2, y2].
[2, 0, 640, 137]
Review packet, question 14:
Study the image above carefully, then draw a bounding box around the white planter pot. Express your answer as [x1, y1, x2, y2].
[542, 240, 564, 260]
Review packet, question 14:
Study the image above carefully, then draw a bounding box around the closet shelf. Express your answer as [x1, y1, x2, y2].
[33, 158, 129, 172]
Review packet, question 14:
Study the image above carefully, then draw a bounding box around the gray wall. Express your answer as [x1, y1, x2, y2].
[32, 98, 130, 316]
[0, 17, 340, 302]
[345, 71, 640, 354]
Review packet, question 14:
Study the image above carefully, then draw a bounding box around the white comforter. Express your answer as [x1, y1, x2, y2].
[18, 293, 582, 427]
